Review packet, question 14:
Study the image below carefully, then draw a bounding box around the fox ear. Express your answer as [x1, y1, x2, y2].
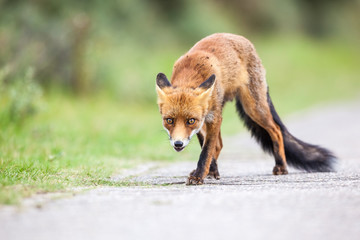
[197, 74, 216, 102]
[156, 73, 171, 89]
[156, 73, 171, 104]
[199, 74, 216, 90]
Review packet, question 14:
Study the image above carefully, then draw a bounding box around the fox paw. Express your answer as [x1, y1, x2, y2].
[186, 170, 204, 185]
[207, 170, 220, 180]
[272, 165, 288, 175]
[186, 176, 204, 185]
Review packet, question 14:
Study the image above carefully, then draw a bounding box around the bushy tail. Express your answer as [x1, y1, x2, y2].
[235, 93, 337, 172]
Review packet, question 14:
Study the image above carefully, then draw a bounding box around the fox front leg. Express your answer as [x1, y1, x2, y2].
[207, 158, 220, 179]
[187, 122, 221, 185]
[208, 130, 223, 180]
[196, 131, 220, 180]
[187, 143, 215, 185]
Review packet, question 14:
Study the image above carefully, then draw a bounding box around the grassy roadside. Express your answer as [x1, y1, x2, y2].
[0, 95, 199, 205]
[1, 36, 360, 205]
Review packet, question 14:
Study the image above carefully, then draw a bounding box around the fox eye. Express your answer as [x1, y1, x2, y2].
[165, 118, 174, 125]
[187, 118, 196, 125]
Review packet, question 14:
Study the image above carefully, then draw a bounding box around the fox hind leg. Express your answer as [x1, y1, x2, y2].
[236, 88, 288, 175]
[265, 124, 288, 175]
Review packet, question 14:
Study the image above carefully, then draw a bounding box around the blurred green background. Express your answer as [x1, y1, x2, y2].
[1, 0, 360, 204]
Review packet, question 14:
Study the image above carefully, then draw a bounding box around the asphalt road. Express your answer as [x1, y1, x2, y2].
[1, 99, 360, 240]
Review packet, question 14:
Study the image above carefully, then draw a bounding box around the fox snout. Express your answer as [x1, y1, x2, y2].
[170, 138, 190, 152]
[173, 140, 185, 152]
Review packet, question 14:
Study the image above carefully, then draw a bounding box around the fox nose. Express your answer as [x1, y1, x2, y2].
[174, 141, 184, 148]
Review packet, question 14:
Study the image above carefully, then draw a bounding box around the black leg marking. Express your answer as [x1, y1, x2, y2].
[197, 132, 204, 148]
[187, 143, 210, 185]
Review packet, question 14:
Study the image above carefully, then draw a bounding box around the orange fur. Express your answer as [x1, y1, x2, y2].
[156, 33, 288, 184]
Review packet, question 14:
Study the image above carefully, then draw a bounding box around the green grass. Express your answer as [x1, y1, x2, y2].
[1, 36, 360, 205]
[0, 95, 199, 205]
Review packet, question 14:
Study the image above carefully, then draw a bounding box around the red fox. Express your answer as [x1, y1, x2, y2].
[156, 33, 336, 185]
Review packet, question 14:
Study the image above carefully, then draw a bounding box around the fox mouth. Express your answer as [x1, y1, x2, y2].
[174, 146, 185, 152]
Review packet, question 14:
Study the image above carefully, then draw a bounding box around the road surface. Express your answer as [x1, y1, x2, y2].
[1, 99, 360, 240]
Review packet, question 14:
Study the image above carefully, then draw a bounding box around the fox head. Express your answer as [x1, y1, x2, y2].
[156, 73, 216, 152]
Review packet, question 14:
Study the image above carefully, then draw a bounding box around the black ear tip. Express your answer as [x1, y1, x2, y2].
[156, 72, 171, 88]
[209, 74, 216, 83]
[157, 73, 166, 80]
